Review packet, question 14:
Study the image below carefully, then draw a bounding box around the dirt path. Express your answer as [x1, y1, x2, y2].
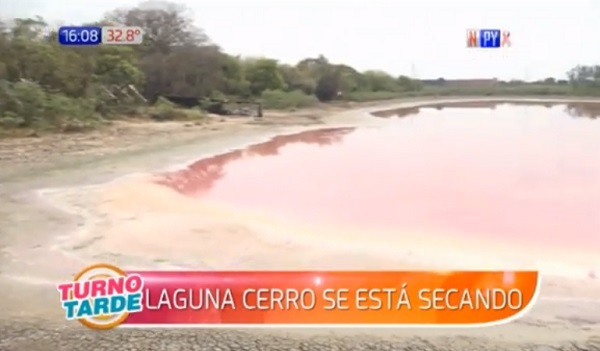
[1, 97, 599, 351]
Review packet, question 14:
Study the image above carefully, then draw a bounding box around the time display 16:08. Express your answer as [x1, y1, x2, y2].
[58, 26, 144, 46]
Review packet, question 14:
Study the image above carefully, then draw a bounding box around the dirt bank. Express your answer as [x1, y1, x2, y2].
[1, 97, 599, 351]
[0, 105, 351, 182]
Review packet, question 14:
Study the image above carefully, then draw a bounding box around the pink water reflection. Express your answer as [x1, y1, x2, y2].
[156, 104, 600, 251]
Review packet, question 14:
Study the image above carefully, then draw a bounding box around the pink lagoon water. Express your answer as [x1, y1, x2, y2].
[156, 103, 600, 259]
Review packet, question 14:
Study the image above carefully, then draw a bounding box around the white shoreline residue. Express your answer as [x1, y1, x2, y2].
[34, 97, 600, 289]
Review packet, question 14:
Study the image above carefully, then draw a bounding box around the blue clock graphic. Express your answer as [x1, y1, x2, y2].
[58, 26, 102, 46]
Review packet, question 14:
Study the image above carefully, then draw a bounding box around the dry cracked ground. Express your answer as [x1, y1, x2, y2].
[1, 321, 599, 351]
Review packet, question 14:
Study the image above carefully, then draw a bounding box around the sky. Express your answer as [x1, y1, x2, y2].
[1, 0, 599, 80]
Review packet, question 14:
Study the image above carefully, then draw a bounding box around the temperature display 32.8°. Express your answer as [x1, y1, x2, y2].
[58, 26, 143, 46]
[102, 26, 143, 45]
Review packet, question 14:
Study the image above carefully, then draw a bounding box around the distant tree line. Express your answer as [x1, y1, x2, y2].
[0, 1, 599, 134]
[0, 1, 425, 132]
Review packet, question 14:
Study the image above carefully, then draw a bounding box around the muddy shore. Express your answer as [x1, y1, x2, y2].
[1, 97, 599, 351]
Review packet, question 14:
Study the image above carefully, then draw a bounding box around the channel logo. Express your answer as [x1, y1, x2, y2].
[467, 29, 511, 48]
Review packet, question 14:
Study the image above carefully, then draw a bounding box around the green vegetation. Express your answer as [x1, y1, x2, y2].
[148, 97, 205, 121]
[1, 2, 600, 136]
[260, 90, 319, 109]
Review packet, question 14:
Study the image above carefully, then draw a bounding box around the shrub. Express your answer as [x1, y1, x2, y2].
[149, 97, 206, 121]
[0, 81, 102, 132]
[0, 111, 25, 128]
[260, 89, 318, 109]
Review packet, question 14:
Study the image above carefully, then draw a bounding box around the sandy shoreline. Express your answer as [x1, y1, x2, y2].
[1, 97, 600, 350]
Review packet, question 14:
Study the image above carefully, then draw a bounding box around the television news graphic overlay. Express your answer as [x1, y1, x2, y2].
[57, 264, 143, 329]
[102, 26, 144, 45]
[467, 29, 511, 48]
[58, 26, 143, 46]
[58, 265, 540, 330]
[58, 26, 102, 46]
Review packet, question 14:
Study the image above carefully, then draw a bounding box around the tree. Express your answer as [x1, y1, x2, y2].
[315, 70, 341, 102]
[297, 55, 330, 80]
[362, 70, 397, 91]
[278, 64, 315, 95]
[95, 46, 144, 87]
[244, 58, 286, 95]
[103, 1, 221, 98]
[220, 55, 250, 96]
[397, 75, 422, 91]
[568, 65, 600, 90]
[335, 64, 363, 93]
[106, 1, 209, 54]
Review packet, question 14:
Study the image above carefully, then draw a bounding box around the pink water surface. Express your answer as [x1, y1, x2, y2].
[156, 104, 600, 252]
